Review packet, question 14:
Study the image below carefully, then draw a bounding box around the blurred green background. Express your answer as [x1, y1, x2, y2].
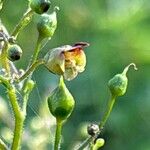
[0, 0, 150, 149]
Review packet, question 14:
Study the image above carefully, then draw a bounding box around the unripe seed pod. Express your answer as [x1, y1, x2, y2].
[87, 123, 99, 136]
[108, 63, 137, 97]
[7, 44, 22, 61]
[30, 0, 51, 14]
[37, 10, 57, 39]
[47, 76, 75, 121]
[108, 74, 128, 97]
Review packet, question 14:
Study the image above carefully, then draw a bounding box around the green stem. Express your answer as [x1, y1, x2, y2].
[76, 95, 116, 150]
[1, 42, 10, 77]
[7, 88, 21, 116]
[11, 117, 24, 150]
[76, 136, 93, 150]
[7, 88, 24, 150]
[19, 36, 43, 116]
[21, 35, 43, 90]
[22, 92, 30, 116]
[99, 95, 116, 129]
[0, 75, 11, 88]
[0, 76, 26, 150]
[11, 8, 34, 39]
[0, 139, 8, 150]
[31, 36, 43, 65]
[16, 59, 45, 83]
[0, 77, 25, 150]
[22, 81, 34, 116]
[54, 119, 63, 150]
[21, 35, 43, 91]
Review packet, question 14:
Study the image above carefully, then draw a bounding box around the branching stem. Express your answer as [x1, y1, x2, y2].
[17, 59, 45, 83]
[99, 95, 116, 129]
[31, 36, 43, 65]
[0, 139, 8, 150]
[7, 87, 24, 150]
[76, 95, 116, 150]
[11, 8, 34, 39]
[1, 42, 10, 77]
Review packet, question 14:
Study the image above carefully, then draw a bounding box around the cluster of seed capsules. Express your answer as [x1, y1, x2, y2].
[0, 0, 56, 62]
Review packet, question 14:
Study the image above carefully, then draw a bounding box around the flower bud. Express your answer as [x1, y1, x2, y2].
[47, 76, 75, 121]
[24, 79, 35, 93]
[93, 138, 105, 150]
[7, 44, 22, 61]
[108, 63, 137, 97]
[37, 9, 57, 39]
[87, 123, 99, 136]
[30, 0, 51, 14]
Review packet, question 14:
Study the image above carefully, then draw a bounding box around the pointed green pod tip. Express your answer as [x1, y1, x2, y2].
[47, 76, 75, 121]
[108, 63, 137, 97]
[30, 0, 51, 14]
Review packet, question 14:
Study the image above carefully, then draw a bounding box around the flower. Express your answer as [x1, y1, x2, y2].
[44, 42, 89, 80]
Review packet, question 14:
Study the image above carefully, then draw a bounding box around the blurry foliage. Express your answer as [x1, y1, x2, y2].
[0, 0, 150, 149]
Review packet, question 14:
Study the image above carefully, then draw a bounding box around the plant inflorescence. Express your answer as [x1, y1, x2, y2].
[0, 1, 137, 150]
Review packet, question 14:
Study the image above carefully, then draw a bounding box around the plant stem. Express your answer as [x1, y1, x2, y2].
[11, 8, 34, 39]
[1, 42, 10, 76]
[11, 117, 24, 150]
[76, 136, 93, 150]
[76, 95, 116, 150]
[22, 91, 30, 116]
[7, 88, 24, 150]
[22, 81, 35, 116]
[21, 35, 43, 90]
[17, 59, 45, 83]
[54, 119, 63, 150]
[0, 139, 8, 150]
[0, 77, 24, 149]
[0, 75, 11, 88]
[99, 95, 116, 129]
[31, 36, 43, 65]
[18, 36, 43, 119]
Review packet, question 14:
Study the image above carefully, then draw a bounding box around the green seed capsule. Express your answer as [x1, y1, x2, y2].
[47, 76, 75, 121]
[30, 0, 51, 14]
[37, 10, 57, 39]
[108, 63, 137, 97]
[7, 44, 22, 61]
[108, 74, 128, 97]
